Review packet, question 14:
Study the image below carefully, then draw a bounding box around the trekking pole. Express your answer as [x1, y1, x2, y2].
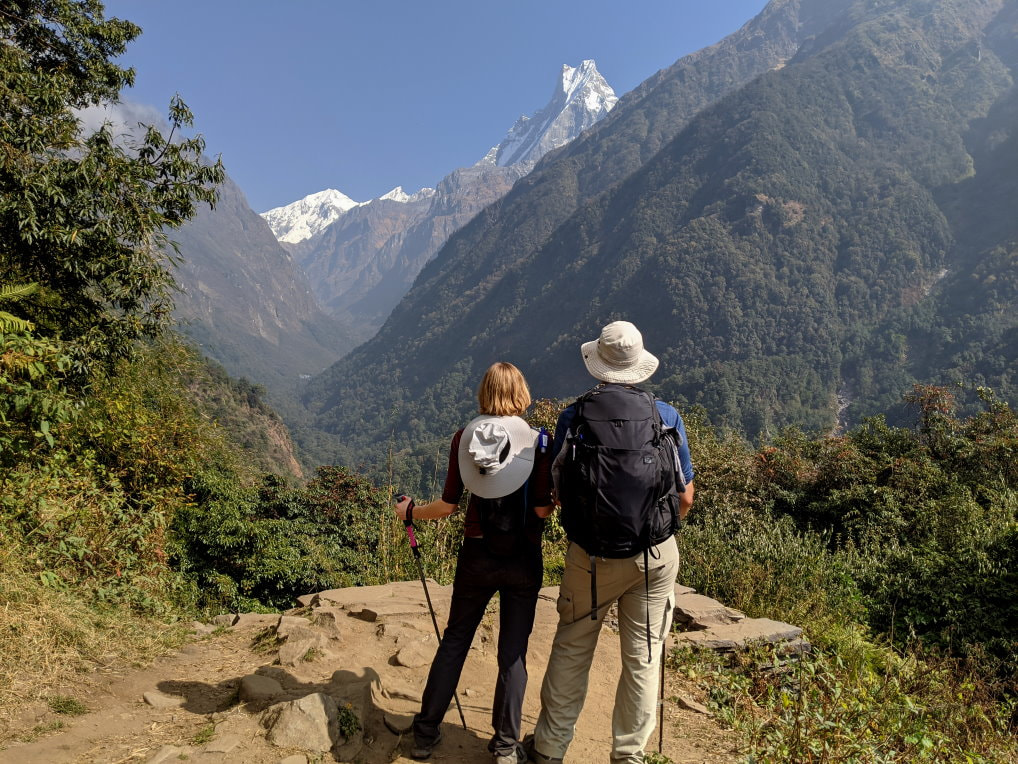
[659, 638, 666, 754]
[396, 495, 468, 731]
[660, 519, 682, 754]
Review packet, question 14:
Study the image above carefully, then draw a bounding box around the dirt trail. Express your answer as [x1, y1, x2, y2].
[0, 583, 739, 763]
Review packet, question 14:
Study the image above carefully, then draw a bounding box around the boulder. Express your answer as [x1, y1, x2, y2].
[672, 618, 803, 651]
[675, 583, 696, 596]
[278, 626, 331, 667]
[673, 593, 745, 630]
[262, 693, 340, 752]
[212, 614, 238, 627]
[395, 637, 436, 668]
[296, 593, 318, 608]
[331, 679, 373, 761]
[276, 615, 311, 639]
[239, 674, 285, 703]
[310, 606, 344, 638]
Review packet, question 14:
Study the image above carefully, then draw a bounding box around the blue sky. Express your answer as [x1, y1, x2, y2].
[105, 1, 769, 212]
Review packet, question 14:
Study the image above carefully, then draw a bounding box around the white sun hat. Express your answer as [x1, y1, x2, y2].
[457, 415, 538, 499]
[580, 320, 659, 384]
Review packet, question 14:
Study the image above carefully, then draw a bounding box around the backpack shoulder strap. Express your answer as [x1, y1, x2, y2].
[574, 383, 606, 421]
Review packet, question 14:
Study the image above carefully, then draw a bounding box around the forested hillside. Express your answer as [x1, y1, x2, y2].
[307, 0, 1018, 480]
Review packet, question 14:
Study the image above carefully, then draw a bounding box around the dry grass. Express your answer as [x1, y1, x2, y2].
[0, 545, 188, 742]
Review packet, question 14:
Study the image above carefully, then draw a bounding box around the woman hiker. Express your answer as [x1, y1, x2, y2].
[394, 361, 553, 764]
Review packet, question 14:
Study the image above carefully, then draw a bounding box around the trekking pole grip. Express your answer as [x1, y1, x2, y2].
[395, 494, 418, 549]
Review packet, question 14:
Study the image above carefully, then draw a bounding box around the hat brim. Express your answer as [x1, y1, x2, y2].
[458, 415, 537, 499]
[580, 340, 659, 384]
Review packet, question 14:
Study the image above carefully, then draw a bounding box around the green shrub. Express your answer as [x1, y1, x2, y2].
[670, 642, 1017, 762]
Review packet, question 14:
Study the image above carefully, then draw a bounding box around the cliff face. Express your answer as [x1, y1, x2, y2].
[169, 173, 357, 398]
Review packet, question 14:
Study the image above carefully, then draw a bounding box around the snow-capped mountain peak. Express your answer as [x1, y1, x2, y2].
[479, 59, 618, 168]
[261, 189, 363, 244]
[561, 59, 617, 114]
[379, 186, 437, 204]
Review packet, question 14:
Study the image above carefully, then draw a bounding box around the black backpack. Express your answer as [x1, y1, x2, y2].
[559, 383, 683, 558]
[475, 480, 531, 558]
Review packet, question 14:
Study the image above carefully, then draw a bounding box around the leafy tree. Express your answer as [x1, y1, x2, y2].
[0, 0, 224, 377]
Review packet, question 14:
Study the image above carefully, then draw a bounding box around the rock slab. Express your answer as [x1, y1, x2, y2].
[673, 593, 746, 630]
[234, 613, 280, 630]
[672, 618, 802, 651]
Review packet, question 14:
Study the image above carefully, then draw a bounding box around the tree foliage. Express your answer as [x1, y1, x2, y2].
[0, 0, 224, 376]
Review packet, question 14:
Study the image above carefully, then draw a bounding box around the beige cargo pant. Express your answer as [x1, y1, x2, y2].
[533, 537, 679, 763]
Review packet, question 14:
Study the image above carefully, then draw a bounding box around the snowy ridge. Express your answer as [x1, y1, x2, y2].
[479, 59, 618, 168]
[261, 189, 363, 244]
[379, 185, 436, 204]
[262, 186, 435, 244]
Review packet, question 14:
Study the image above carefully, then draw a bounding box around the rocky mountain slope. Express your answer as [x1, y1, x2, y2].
[169, 174, 357, 400]
[266, 61, 619, 336]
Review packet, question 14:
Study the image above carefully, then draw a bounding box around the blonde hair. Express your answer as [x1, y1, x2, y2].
[477, 362, 531, 417]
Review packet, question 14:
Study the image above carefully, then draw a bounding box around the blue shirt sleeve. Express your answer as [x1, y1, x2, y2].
[656, 401, 695, 484]
[551, 404, 576, 460]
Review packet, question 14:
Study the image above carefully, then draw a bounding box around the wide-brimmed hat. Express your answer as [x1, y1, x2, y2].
[580, 320, 659, 384]
[458, 415, 537, 499]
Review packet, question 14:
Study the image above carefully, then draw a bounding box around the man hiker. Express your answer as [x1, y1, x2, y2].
[528, 320, 695, 764]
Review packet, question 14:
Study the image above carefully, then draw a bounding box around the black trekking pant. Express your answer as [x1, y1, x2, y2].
[413, 537, 543, 756]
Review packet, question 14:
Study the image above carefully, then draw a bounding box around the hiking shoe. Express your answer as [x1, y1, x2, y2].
[522, 734, 563, 764]
[493, 743, 527, 764]
[410, 731, 442, 760]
